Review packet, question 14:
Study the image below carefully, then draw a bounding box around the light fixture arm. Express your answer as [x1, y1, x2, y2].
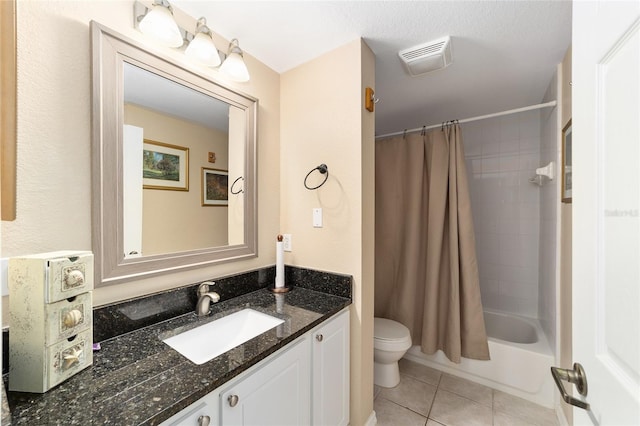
[228, 39, 244, 57]
[194, 17, 212, 36]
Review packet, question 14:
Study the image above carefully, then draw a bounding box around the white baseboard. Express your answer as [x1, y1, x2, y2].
[364, 410, 377, 426]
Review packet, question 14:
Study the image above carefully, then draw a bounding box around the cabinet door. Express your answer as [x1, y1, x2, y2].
[312, 309, 350, 426]
[220, 336, 311, 426]
[160, 392, 218, 426]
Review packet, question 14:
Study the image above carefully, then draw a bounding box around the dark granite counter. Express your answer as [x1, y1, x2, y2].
[4, 267, 351, 425]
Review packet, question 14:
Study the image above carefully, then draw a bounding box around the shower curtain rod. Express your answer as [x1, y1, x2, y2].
[375, 100, 557, 139]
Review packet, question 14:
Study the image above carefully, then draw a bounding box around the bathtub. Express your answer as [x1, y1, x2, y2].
[403, 310, 555, 408]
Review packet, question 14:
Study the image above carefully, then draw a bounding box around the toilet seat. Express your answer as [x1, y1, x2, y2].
[374, 318, 412, 351]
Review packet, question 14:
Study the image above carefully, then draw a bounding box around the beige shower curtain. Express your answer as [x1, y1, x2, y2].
[375, 124, 489, 363]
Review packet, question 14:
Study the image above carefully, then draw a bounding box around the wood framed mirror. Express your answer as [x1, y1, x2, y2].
[91, 22, 257, 287]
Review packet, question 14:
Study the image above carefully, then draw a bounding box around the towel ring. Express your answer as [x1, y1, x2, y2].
[304, 164, 329, 190]
[230, 176, 244, 194]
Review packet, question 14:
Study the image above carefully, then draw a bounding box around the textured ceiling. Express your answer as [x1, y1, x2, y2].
[171, 0, 572, 135]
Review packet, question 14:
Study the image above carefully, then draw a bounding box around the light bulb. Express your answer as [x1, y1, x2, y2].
[139, 3, 183, 48]
[219, 40, 250, 82]
[185, 32, 221, 67]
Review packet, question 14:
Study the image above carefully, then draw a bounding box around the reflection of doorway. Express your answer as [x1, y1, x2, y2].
[123, 125, 143, 258]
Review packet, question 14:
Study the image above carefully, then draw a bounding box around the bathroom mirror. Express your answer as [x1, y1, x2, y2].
[91, 22, 257, 287]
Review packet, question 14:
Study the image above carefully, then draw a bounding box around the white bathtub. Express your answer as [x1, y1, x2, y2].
[403, 310, 555, 408]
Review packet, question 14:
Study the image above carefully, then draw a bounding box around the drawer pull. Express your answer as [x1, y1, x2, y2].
[62, 309, 83, 328]
[198, 415, 210, 426]
[228, 394, 239, 407]
[316, 334, 323, 342]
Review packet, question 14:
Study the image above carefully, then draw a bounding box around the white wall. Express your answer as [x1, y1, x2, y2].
[539, 69, 560, 355]
[464, 111, 542, 318]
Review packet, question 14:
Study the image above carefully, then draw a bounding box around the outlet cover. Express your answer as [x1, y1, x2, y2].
[283, 234, 292, 252]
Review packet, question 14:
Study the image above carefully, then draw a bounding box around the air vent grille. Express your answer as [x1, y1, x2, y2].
[398, 36, 452, 77]
[400, 41, 447, 61]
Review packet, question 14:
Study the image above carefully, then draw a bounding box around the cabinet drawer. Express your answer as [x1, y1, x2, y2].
[46, 253, 94, 302]
[47, 328, 93, 389]
[45, 292, 92, 345]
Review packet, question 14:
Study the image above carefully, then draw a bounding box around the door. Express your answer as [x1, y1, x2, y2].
[123, 125, 143, 258]
[220, 336, 310, 425]
[312, 309, 350, 426]
[572, 1, 640, 424]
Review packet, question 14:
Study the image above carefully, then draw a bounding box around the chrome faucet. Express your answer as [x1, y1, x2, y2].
[196, 281, 220, 316]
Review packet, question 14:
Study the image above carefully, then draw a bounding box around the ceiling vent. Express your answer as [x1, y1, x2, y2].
[398, 36, 452, 77]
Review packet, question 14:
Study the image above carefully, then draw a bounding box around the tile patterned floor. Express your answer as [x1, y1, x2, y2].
[374, 359, 560, 426]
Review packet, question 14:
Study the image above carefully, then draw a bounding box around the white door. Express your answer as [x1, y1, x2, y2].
[312, 309, 350, 426]
[220, 337, 311, 425]
[123, 125, 144, 258]
[572, 1, 640, 424]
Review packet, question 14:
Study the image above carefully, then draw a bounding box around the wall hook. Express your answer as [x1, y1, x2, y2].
[365, 87, 379, 112]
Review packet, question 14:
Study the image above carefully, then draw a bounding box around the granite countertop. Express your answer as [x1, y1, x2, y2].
[5, 286, 351, 425]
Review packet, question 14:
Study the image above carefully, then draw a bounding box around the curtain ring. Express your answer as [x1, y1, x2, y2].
[421, 125, 426, 136]
[304, 164, 329, 190]
[402, 129, 407, 139]
[230, 176, 244, 194]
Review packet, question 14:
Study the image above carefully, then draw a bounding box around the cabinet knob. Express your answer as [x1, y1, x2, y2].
[62, 309, 83, 328]
[228, 394, 239, 407]
[316, 334, 324, 342]
[198, 415, 211, 426]
[65, 269, 85, 287]
[62, 346, 83, 370]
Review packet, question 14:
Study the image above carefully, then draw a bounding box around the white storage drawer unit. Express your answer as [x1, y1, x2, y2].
[9, 251, 94, 393]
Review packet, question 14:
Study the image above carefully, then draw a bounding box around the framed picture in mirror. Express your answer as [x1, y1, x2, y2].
[202, 168, 229, 206]
[143, 140, 189, 191]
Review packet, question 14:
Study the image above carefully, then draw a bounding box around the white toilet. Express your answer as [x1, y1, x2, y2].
[373, 317, 412, 388]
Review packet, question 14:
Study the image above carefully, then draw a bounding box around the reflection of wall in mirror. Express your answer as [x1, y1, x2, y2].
[228, 106, 245, 245]
[124, 104, 229, 255]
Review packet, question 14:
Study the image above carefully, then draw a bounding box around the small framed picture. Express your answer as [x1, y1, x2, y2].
[562, 120, 572, 203]
[202, 168, 229, 206]
[142, 139, 189, 191]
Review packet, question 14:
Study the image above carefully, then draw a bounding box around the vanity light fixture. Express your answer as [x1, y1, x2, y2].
[219, 39, 250, 83]
[184, 17, 221, 67]
[134, 1, 250, 82]
[138, 0, 183, 48]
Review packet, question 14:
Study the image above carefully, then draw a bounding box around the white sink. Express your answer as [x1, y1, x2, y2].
[163, 308, 284, 365]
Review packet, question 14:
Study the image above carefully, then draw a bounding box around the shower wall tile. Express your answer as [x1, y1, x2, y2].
[500, 116, 520, 142]
[463, 111, 542, 318]
[538, 76, 558, 355]
[520, 137, 540, 154]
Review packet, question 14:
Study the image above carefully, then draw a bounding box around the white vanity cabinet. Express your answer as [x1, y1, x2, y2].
[220, 336, 311, 425]
[311, 309, 350, 426]
[160, 307, 349, 426]
[160, 392, 219, 426]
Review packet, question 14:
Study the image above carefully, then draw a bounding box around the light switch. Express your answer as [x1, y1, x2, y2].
[313, 208, 323, 228]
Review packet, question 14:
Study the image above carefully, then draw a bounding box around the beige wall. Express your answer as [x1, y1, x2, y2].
[125, 104, 230, 254]
[280, 39, 376, 425]
[1, 0, 281, 312]
[559, 45, 573, 426]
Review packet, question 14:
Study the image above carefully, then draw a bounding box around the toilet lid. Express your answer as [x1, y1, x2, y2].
[374, 317, 410, 341]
